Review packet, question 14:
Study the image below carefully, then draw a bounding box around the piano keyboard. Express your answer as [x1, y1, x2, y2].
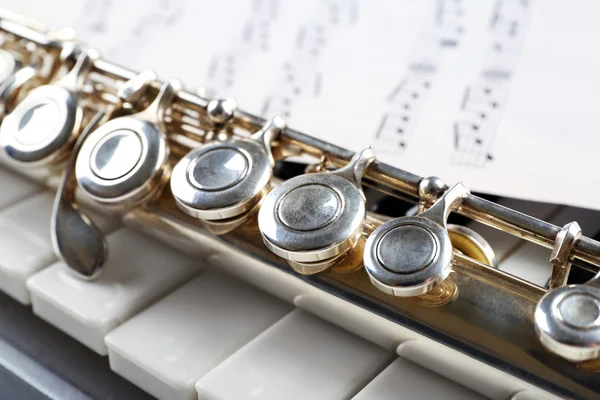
[0, 165, 580, 400]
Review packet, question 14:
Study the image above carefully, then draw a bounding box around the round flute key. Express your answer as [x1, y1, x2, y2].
[187, 148, 249, 191]
[76, 79, 178, 206]
[258, 173, 366, 262]
[0, 85, 79, 164]
[76, 117, 167, 205]
[171, 117, 284, 221]
[171, 141, 270, 220]
[277, 184, 342, 231]
[90, 129, 143, 180]
[535, 284, 600, 362]
[364, 216, 453, 297]
[0, 50, 96, 165]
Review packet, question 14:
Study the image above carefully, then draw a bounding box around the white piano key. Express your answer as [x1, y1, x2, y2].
[196, 309, 392, 400]
[212, 252, 415, 350]
[26, 228, 199, 355]
[352, 357, 486, 400]
[397, 340, 562, 400]
[511, 391, 556, 400]
[500, 206, 600, 286]
[0, 167, 40, 210]
[466, 198, 559, 262]
[105, 272, 292, 400]
[0, 191, 118, 304]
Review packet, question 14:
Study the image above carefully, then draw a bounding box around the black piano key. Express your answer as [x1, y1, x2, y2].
[0, 292, 154, 400]
[0, 364, 49, 400]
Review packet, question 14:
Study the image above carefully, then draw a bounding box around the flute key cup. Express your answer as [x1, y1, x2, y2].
[535, 283, 600, 362]
[258, 148, 375, 275]
[75, 79, 179, 207]
[364, 181, 468, 297]
[170, 116, 285, 232]
[0, 49, 97, 165]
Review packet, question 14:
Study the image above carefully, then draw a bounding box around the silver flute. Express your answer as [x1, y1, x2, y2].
[0, 9, 599, 399]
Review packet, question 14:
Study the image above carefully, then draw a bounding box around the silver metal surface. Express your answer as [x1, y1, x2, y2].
[258, 148, 374, 267]
[75, 80, 178, 206]
[548, 222, 582, 289]
[535, 284, 600, 362]
[51, 111, 108, 279]
[278, 184, 342, 231]
[365, 182, 468, 296]
[206, 98, 236, 126]
[0, 50, 96, 165]
[90, 129, 143, 180]
[418, 175, 447, 206]
[0, 85, 76, 163]
[53, 71, 163, 277]
[187, 148, 248, 191]
[171, 117, 285, 221]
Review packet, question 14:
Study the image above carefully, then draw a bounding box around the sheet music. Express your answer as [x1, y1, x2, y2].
[2, 0, 600, 210]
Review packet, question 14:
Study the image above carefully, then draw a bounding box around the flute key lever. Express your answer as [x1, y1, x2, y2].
[535, 222, 600, 363]
[75, 79, 179, 207]
[364, 179, 468, 297]
[52, 70, 158, 278]
[52, 110, 108, 279]
[0, 49, 97, 165]
[535, 282, 600, 363]
[171, 116, 285, 229]
[258, 147, 375, 275]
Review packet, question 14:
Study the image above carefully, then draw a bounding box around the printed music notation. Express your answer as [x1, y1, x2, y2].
[206, 0, 281, 98]
[260, 0, 358, 119]
[451, 0, 531, 166]
[81, 0, 185, 60]
[374, 0, 465, 156]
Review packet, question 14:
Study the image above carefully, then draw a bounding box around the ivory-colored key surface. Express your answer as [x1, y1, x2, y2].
[352, 357, 486, 400]
[0, 167, 40, 209]
[105, 272, 292, 400]
[196, 309, 392, 400]
[26, 228, 199, 355]
[466, 198, 559, 262]
[0, 191, 118, 304]
[396, 341, 561, 400]
[500, 207, 600, 286]
[511, 391, 556, 400]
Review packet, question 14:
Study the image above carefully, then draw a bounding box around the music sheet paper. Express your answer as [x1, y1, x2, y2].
[3, 0, 600, 210]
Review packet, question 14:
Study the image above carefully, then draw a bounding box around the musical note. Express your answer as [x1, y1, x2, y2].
[435, 0, 466, 47]
[374, 0, 465, 156]
[452, 0, 531, 166]
[207, 0, 281, 98]
[262, 0, 357, 119]
[78, 0, 186, 61]
[83, 0, 112, 34]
